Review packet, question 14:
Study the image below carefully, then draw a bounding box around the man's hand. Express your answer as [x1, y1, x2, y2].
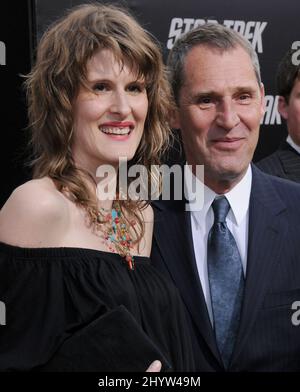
[146, 360, 162, 372]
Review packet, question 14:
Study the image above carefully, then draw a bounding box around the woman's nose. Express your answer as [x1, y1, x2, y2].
[109, 91, 131, 117]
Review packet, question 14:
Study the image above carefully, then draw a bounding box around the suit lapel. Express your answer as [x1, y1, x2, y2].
[154, 166, 288, 368]
[278, 141, 300, 181]
[153, 199, 221, 362]
[230, 166, 288, 367]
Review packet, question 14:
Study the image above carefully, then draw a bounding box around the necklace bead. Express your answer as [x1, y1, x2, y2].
[92, 202, 135, 270]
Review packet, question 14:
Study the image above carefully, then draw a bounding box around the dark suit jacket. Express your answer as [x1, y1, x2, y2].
[256, 141, 300, 183]
[151, 165, 300, 371]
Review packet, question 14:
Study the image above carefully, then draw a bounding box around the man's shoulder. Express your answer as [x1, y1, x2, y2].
[255, 167, 300, 208]
[256, 141, 300, 176]
[256, 150, 283, 176]
[264, 169, 300, 189]
[151, 198, 186, 214]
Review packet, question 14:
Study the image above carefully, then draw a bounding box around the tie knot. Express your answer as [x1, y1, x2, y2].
[212, 196, 230, 223]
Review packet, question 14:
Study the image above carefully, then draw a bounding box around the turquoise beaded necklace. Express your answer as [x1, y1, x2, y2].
[96, 202, 135, 270]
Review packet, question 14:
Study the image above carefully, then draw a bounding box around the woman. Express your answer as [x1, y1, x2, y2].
[0, 4, 194, 371]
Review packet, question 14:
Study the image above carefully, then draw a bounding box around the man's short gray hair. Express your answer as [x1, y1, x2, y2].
[167, 23, 262, 104]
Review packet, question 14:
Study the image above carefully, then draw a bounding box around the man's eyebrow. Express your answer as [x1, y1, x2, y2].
[194, 91, 215, 95]
[233, 85, 258, 92]
[191, 86, 258, 96]
[190, 91, 220, 100]
[188, 89, 217, 96]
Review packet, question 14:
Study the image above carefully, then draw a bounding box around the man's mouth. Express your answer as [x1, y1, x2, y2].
[211, 137, 245, 150]
[213, 137, 243, 143]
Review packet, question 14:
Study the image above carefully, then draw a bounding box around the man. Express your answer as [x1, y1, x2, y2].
[151, 24, 300, 371]
[257, 48, 300, 182]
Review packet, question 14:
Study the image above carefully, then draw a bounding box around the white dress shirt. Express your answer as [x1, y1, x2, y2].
[286, 135, 300, 155]
[184, 165, 252, 325]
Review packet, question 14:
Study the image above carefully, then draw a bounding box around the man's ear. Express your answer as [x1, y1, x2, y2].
[169, 107, 181, 129]
[277, 96, 289, 120]
[260, 83, 266, 117]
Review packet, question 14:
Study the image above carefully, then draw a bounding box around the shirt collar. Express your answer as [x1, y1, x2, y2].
[185, 164, 252, 227]
[286, 135, 300, 155]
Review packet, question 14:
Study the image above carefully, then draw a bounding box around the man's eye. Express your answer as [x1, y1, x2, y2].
[200, 97, 212, 104]
[197, 96, 213, 106]
[239, 94, 251, 102]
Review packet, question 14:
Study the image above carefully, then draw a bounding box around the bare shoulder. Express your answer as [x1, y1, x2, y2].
[140, 203, 154, 224]
[0, 178, 69, 247]
[137, 203, 154, 257]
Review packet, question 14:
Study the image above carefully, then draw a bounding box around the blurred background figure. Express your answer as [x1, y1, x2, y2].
[257, 48, 300, 182]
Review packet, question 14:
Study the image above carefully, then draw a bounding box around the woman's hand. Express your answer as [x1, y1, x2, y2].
[146, 360, 162, 372]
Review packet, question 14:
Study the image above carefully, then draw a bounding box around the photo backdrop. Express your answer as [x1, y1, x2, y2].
[1, 0, 300, 206]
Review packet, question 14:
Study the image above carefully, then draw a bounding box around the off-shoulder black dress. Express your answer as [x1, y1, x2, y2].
[0, 242, 195, 372]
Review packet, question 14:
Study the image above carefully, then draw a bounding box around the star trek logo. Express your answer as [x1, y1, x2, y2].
[0, 41, 6, 65]
[261, 95, 281, 125]
[167, 18, 267, 53]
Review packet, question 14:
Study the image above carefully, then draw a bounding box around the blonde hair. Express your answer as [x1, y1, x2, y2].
[25, 3, 173, 242]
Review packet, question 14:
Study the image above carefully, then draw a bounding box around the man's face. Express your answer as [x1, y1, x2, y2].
[278, 78, 300, 146]
[173, 45, 265, 192]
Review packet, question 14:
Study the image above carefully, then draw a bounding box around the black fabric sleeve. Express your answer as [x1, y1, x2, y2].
[39, 305, 172, 372]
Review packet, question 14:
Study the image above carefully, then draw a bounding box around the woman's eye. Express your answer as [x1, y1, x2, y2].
[127, 84, 144, 93]
[93, 83, 108, 92]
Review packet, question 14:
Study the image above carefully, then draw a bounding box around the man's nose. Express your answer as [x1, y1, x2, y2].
[215, 99, 240, 130]
[109, 91, 131, 117]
